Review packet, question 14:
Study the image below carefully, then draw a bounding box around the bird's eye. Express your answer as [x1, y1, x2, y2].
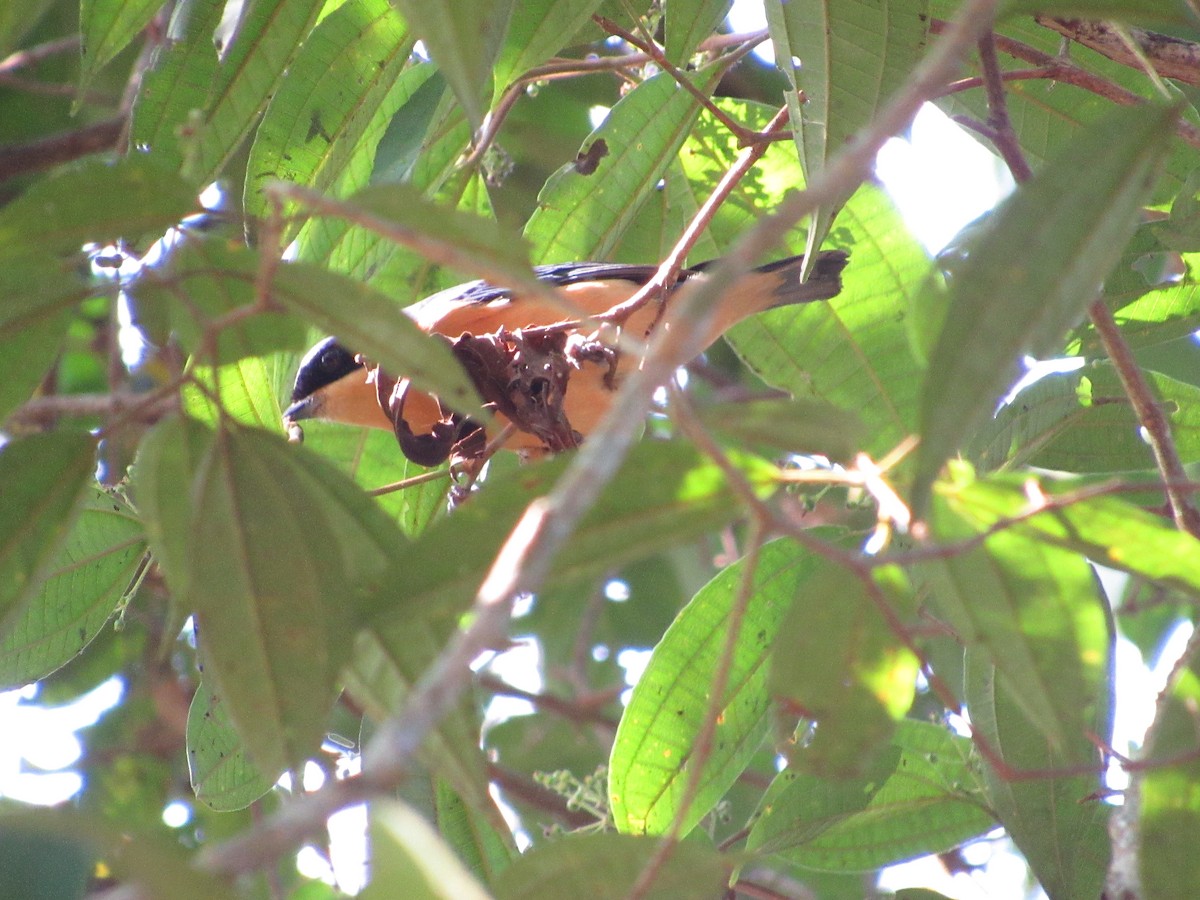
[320, 347, 347, 371]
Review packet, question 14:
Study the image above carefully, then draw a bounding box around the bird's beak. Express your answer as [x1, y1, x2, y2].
[283, 393, 322, 423]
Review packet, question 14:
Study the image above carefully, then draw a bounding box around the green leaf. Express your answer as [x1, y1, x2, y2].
[493, 0, 605, 93]
[745, 721, 993, 871]
[243, 0, 414, 223]
[935, 468, 1200, 603]
[664, 0, 732, 64]
[361, 800, 492, 899]
[390, 0, 515, 130]
[0, 156, 198, 263]
[364, 441, 776, 628]
[770, 565, 919, 778]
[191, 0, 327, 180]
[78, 0, 160, 104]
[727, 184, 928, 458]
[610, 539, 825, 837]
[1139, 655, 1200, 899]
[492, 832, 732, 900]
[924, 480, 1111, 752]
[137, 418, 403, 775]
[0, 2, 56, 60]
[1026, 365, 1200, 473]
[0, 433, 95, 637]
[965, 650, 1111, 900]
[912, 102, 1179, 515]
[0, 488, 144, 690]
[270, 260, 483, 415]
[186, 680, 274, 811]
[764, 0, 929, 248]
[129, 0, 225, 172]
[525, 66, 720, 262]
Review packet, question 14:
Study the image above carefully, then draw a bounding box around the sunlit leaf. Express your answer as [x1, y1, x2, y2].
[610, 538, 827, 836]
[186, 680, 274, 811]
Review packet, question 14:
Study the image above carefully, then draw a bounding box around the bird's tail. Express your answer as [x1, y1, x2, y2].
[753, 249, 849, 309]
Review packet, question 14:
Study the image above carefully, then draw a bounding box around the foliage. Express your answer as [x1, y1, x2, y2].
[2, 1, 1200, 898]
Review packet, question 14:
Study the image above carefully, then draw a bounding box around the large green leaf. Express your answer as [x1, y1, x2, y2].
[525, 65, 721, 262]
[769, 566, 919, 778]
[0, 488, 144, 690]
[764, 0, 928, 249]
[609, 538, 825, 836]
[136, 418, 403, 775]
[924, 474, 1112, 752]
[390, 0, 514, 130]
[0, 433, 96, 638]
[0, 259, 87, 426]
[727, 184, 928, 458]
[361, 800, 493, 899]
[243, 0, 414, 223]
[965, 650, 1111, 900]
[912, 102, 1178, 514]
[191, 0, 326, 180]
[746, 721, 993, 871]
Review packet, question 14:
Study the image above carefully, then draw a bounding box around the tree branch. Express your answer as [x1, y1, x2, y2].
[1036, 16, 1200, 85]
[0, 116, 126, 183]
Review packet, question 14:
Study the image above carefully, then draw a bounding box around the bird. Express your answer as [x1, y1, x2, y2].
[284, 250, 848, 465]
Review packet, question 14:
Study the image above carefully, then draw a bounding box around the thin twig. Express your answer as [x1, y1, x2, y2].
[594, 15, 778, 147]
[0, 35, 81, 73]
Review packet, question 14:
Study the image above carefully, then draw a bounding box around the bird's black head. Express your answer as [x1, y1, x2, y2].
[283, 337, 365, 422]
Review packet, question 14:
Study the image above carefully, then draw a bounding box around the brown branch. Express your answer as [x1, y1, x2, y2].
[476, 673, 619, 730]
[0, 116, 126, 183]
[6, 390, 177, 429]
[463, 29, 769, 168]
[0, 35, 81, 73]
[930, 18, 1200, 151]
[1036, 16, 1200, 85]
[1089, 301, 1200, 537]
